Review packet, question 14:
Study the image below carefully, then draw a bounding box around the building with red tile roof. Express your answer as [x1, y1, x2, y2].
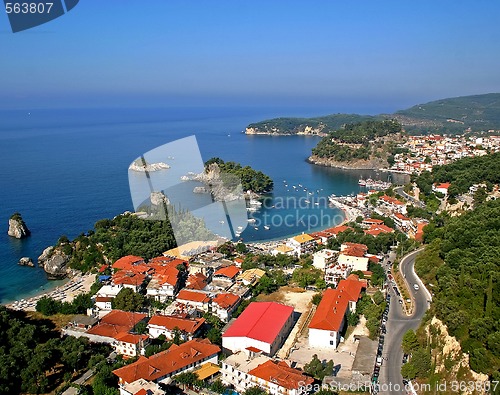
[213, 265, 240, 280]
[147, 315, 205, 340]
[111, 271, 146, 292]
[221, 351, 313, 395]
[113, 339, 220, 385]
[249, 360, 314, 394]
[222, 302, 294, 356]
[112, 255, 145, 270]
[364, 223, 394, 236]
[212, 293, 241, 322]
[362, 218, 384, 226]
[185, 272, 209, 291]
[308, 275, 365, 349]
[433, 182, 451, 195]
[176, 289, 211, 312]
[85, 310, 147, 343]
[113, 332, 150, 358]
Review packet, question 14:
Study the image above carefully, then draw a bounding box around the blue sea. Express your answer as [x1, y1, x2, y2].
[0, 106, 387, 303]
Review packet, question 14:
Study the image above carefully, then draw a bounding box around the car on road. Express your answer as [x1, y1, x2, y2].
[413, 283, 420, 290]
[399, 299, 403, 304]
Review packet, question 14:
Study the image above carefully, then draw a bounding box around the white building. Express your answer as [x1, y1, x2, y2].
[221, 350, 313, 395]
[308, 275, 365, 349]
[312, 249, 338, 270]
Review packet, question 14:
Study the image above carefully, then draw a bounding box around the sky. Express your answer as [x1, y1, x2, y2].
[1, 0, 500, 113]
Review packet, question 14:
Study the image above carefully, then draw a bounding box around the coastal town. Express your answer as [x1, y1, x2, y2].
[4, 125, 500, 395]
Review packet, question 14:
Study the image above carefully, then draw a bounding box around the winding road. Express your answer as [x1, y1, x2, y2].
[378, 248, 431, 394]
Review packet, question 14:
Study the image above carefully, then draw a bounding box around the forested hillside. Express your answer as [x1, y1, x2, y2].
[414, 152, 500, 197]
[311, 120, 402, 162]
[416, 199, 500, 380]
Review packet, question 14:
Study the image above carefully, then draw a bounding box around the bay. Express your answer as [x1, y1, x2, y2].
[0, 106, 386, 303]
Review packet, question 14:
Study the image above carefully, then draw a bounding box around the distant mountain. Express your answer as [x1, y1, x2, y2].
[245, 93, 500, 135]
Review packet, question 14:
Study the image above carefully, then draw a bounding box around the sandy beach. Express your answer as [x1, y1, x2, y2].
[4, 273, 96, 312]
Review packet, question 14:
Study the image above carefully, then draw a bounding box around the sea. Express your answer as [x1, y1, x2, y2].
[0, 106, 393, 303]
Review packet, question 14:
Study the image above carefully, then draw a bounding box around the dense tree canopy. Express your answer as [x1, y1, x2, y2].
[417, 199, 500, 377]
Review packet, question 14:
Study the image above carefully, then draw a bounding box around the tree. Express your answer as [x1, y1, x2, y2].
[312, 293, 323, 305]
[347, 312, 359, 326]
[235, 242, 247, 253]
[175, 372, 198, 389]
[36, 296, 62, 315]
[112, 288, 145, 312]
[304, 354, 334, 380]
[210, 379, 227, 394]
[372, 290, 385, 305]
[243, 386, 267, 395]
[402, 330, 419, 354]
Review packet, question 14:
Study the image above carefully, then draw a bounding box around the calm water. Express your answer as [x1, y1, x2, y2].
[0, 106, 387, 303]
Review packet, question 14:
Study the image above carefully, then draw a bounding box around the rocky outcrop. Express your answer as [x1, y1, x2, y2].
[18, 257, 34, 267]
[7, 213, 30, 239]
[38, 246, 71, 279]
[245, 125, 327, 136]
[427, 317, 489, 393]
[193, 163, 244, 201]
[307, 154, 388, 170]
[129, 159, 170, 172]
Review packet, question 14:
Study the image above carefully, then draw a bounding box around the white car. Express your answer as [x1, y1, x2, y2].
[413, 284, 420, 290]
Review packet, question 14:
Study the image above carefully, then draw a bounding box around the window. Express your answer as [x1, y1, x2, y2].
[330, 341, 334, 345]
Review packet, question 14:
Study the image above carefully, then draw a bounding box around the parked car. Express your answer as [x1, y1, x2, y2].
[413, 283, 420, 290]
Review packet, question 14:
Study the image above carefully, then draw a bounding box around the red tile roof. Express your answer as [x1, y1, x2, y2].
[214, 265, 240, 279]
[364, 224, 394, 236]
[148, 315, 205, 334]
[213, 293, 240, 310]
[434, 182, 451, 189]
[115, 332, 149, 345]
[177, 290, 211, 304]
[379, 195, 404, 205]
[112, 255, 144, 270]
[324, 225, 351, 235]
[113, 339, 220, 384]
[393, 213, 410, 221]
[112, 271, 146, 287]
[249, 360, 314, 390]
[86, 310, 147, 339]
[341, 242, 368, 258]
[186, 273, 208, 290]
[309, 277, 365, 332]
[95, 296, 113, 303]
[222, 302, 293, 344]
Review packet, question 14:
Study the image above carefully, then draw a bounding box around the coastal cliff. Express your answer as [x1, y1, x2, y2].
[7, 212, 31, 239]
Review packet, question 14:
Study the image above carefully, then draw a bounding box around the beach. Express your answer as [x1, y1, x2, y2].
[4, 273, 96, 312]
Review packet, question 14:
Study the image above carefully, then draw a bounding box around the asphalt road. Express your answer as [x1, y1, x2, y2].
[378, 248, 430, 395]
[394, 187, 426, 209]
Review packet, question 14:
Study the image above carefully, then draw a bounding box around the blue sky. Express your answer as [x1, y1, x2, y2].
[1, 0, 500, 112]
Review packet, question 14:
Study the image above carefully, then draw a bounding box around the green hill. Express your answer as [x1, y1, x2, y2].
[394, 93, 500, 133]
[246, 93, 500, 135]
[246, 113, 382, 135]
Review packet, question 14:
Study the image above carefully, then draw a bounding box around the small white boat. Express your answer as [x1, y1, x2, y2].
[254, 227, 259, 230]
[264, 225, 270, 230]
[248, 218, 256, 223]
[249, 199, 262, 206]
[314, 202, 319, 206]
[219, 220, 225, 224]
[237, 226, 243, 230]
[304, 199, 310, 204]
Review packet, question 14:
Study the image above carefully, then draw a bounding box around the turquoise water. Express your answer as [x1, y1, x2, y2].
[0, 106, 386, 303]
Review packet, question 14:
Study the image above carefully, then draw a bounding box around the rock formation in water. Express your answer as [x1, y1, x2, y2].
[18, 257, 34, 267]
[7, 212, 31, 239]
[38, 246, 71, 279]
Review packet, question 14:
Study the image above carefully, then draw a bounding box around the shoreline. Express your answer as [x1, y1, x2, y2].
[4, 272, 96, 312]
[306, 155, 380, 171]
